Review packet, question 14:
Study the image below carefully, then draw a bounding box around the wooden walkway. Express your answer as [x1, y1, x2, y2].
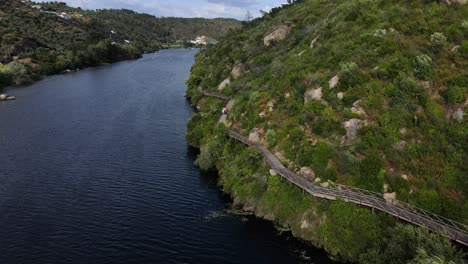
[198, 87, 231, 101]
[198, 88, 468, 246]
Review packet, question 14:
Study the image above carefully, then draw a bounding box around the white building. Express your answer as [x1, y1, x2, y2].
[190, 36, 208, 45]
[58, 12, 71, 19]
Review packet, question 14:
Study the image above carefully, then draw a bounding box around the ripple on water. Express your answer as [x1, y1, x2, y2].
[0, 50, 336, 264]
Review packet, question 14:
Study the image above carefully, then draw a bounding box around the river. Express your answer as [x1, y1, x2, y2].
[0, 49, 335, 264]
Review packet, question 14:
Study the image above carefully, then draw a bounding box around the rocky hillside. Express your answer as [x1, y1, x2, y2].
[186, 0, 467, 263]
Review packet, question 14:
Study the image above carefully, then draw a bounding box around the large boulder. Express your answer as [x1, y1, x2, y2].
[304, 87, 323, 103]
[218, 78, 230, 91]
[275, 151, 285, 160]
[399, 127, 408, 135]
[264, 24, 292, 47]
[249, 130, 260, 142]
[384, 192, 397, 204]
[267, 101, 275, 112]
[329, 75, 339, 89]
[298, 166, 315, 181]
[351, 100, 367, 116]
[301, 218, 310, 229]
[453, 108, 464, 123]
[392, 140, 407, 151]
[337, 92, 344, 100]
[231, 64, 243, 79]
[343, 119, 367, 142]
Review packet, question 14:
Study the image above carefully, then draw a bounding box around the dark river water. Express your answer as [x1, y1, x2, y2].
[0, 49, 334, 264]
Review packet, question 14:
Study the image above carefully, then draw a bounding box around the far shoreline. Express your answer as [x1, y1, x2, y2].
[0, 48, 200, 94]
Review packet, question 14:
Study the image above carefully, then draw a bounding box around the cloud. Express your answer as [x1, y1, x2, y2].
[142, 1, 248, 19]
[38, 0, 286, 19]
[205, 0, 260, 8]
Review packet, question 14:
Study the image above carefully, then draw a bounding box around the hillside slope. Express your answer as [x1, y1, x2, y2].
[186, 0, 467, 262]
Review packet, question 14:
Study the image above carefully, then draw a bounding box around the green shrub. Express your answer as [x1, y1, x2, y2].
[414, 54, 433, 79]
[265, 129, 278, 147]
[461, 20, 468, 32]
[446, 86, 466, 105]
[361, 224, 466, 264]
[318, 200, 383, 261]
[340, 62, 362, 87]
[195, 136, 225, 170]
[358, 153, 385, 192]
[390, 74, 426, 109]
[6, 61, 32, 85]
[430, 32, 447, 49]
[410, 188, 442, 215]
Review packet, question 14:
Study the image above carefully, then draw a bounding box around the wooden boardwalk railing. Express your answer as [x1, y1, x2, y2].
[198, 88, 468, 246]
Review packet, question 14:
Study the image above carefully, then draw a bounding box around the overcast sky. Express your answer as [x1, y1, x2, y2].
[42, 0, 287, 20]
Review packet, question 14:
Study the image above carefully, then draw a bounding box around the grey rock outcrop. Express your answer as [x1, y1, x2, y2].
[231, 64, 242, 79]
[337, 92, 344, 100]
[392, 140, 407, 151]
[218, 78, 230, 91]
[453, 108, 464, 123]
[343, 119, 367, 142]
[351, 100, 366, 116]
[0, 94, 16, 101]
[298, 166, 315, 181]
[267, 101, 275, 112]
[249, 129, 260, 142]
[384, 192, 397, 204]
[304, 87, 323, 103]
[329, 75, 339, 89]
[264, 24, 292, 47]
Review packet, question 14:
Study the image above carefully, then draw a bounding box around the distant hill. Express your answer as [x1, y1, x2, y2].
[90, 9, 240, 46]
[0, 0, 241, 88]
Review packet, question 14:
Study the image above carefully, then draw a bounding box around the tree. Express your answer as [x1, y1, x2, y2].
[6, 61, 31, 85]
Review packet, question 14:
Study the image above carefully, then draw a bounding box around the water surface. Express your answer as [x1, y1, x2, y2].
[0, 49, 334, 264]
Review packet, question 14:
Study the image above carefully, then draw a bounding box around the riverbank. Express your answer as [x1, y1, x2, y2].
[186, 86, 467, 264]
[0, 44, 146, 93]
[187, 107, 467, 263]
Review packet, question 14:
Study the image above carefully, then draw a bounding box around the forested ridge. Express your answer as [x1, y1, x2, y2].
[0, 0, 240, 88]
[186, 0, 468, 263]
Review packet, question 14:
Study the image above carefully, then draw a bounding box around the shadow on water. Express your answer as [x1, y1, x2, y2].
[186, 146, 336, 264]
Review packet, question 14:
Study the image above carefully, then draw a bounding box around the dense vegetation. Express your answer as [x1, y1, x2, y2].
[0, 0, 240, 88]
[186, 0, 467, 263]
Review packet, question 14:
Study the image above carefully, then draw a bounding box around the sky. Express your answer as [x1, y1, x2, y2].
[42, 0, 288, 20]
